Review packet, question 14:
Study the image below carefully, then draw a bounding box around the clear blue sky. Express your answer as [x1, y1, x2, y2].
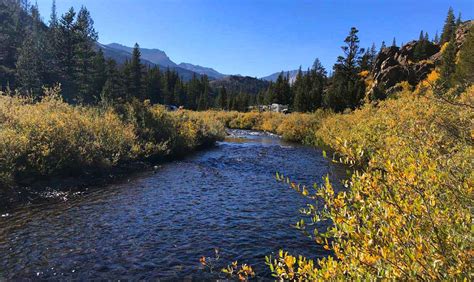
[36, 0, 474, 77]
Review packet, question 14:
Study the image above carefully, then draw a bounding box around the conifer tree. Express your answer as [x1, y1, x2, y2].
[186, 74, 200, 110]
[55, 7, 77, 100]
[440, 7, 456, 44]
[101, 59, 125, 104]
[368, 43, 377, 70]
[74, 6, 99, 103]
[272, 72, 291, 105]
[392, 37, 396, 47]
[0, 0, 27, 89]
[309, 58, 327, 110]
[359, 48, 371, 71]
[45, 0, 62, 85]
[91, 49, 107, 101]
[216, 86, 228, 110]
[172, 78, 186, 107]
[414, 30, 429, 61]
[439, 36, 457, 87]
[454, 25, 474, 85]
[129, 43, 143, 100]
[455, 12, 462, 27]
[16, 4, 48, 96]
[292, 68, 306, 112]
[197, 76, 210, 110]
[325, 27, 365, 111]
[144, 66, 162, 104]
[434, 31, 440, 44]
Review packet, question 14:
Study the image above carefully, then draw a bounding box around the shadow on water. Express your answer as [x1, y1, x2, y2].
[0, 129, 348, 280]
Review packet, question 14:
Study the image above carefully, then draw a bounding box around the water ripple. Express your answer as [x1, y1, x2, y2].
[0, 129, 346, 280]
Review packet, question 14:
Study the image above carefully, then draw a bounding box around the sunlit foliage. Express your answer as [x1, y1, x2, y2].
[209, 86, 473, 279]
[0, 86, 225, 187]
[268, 88, 473, 279]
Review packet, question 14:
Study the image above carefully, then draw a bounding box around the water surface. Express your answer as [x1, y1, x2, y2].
[0, 129, 346, 280]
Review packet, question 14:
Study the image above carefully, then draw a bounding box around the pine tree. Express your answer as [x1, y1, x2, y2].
[216, 86, 228, 110]
[74, 6, 99, 103]
[454, 25, 474, 85]
[309, 58, 327, 110]
[186, 74, 200, 110]
[380, 41, 386, 51]
[0, 0, 27, 89]
[173, 79, 186, 107]
[197, 76, 210, 110]
[456, 12, 462, 27]
[49, 0, 58, 27]
[44, 0, 62, 85]
[91, 49, 107, 101]
[439, 36, 457, 87]
[292, 67, 306, 112]
[101, 59, 125, 105]
[414, 30, 428, 61]
[368, 43, 377, 70]
[162, 68, 179, 105]
[144, 66, 162, 104]
[440, 7, 456, 44]
[325, 27, 365, 111]
[392, 37, 396, 47]
[55, 7, 77, 100]
[358, 48, 371, 71]
[434, 31, 440, 44]
[129, 43, 143, 100]
[15, 4, 48, 96]
[272, 72, 291, 105]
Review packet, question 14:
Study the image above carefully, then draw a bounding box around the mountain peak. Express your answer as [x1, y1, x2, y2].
[178, 63, 226, 79]
[105, 43, 176, 67]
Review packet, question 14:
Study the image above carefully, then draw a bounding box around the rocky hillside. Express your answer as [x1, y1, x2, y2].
[369, 20, 473, 96]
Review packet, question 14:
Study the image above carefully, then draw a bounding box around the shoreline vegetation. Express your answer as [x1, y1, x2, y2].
[204, 86, 473, 280]
[1, 0, 472, 279]
[0, 86, 472, 279]
[0, 86, 226, 210]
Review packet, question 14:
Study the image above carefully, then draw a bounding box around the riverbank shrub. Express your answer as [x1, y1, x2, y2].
[271, 88, 473, 279]
[201, 109, 332, 144]
[0, 87, 225, 188]
[206, 88, 473, 279]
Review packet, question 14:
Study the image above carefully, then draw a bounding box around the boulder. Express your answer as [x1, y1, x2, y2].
[369, 36, 441, 96]
[455, 20, 473, 48]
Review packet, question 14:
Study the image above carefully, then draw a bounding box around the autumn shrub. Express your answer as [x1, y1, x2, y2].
[275, 110, 332, 143]
[202, 110, 332, 143]
[0, 88, 137, 184]
[0, 87, 225, 188]
[267, 88, 473, 279]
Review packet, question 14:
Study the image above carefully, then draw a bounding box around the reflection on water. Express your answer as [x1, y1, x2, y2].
[0, 129, 346, 280]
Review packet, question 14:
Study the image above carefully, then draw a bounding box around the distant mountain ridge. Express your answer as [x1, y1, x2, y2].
[178, 63, 226, 79]
[106, 43, 177, 67]
[99, 42, 302, 87]
[98, 42, 229, 81]
[260, 70, 305, 83]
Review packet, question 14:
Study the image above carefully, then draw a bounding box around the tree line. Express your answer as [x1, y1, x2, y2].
[0, 0, 252, 110]
[0, 1, 471, 112]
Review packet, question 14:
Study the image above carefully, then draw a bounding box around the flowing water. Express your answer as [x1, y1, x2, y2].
[0, 129, 346, 280]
